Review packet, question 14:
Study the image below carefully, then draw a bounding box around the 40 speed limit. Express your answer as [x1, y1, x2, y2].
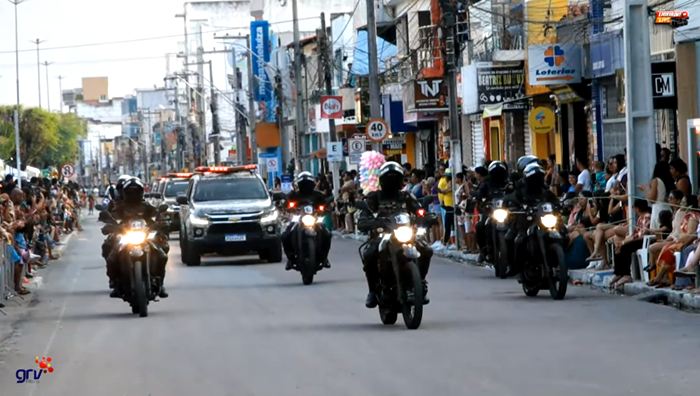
[365, 118, 390, 142]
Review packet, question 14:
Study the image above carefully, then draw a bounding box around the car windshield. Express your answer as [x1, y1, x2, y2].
[193, 177, 268, 202]
[164, 181, 189, 197]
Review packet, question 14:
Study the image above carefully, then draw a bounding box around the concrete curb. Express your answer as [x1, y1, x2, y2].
[333, 231, 700, 311]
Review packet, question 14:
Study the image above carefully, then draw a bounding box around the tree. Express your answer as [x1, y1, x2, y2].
[0, 106, 86, 169]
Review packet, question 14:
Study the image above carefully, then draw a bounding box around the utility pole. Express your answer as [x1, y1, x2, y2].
[196, 23, 206, 167]
[442, 1, 462, 249]
[366, 0, 382, 151]
[209, 60, 221, 165]
[11, 0, 26, 188]
[42, 61, 53, 112]
[231, 46, 244, 165]
[319, 13, 340, 199]
[56, 75, 65, 113]
[31, 38, 45, 108]
[292, 0, 304, 172]
[246, 34, 258, 165]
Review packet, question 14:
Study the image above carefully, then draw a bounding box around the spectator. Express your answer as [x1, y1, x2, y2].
[545, 154, 557, 187]
[410, 169, 425, 199]
[660, 147, 671, 163]
[402, 162, 412, 176]
[593, 161, 606, 192]
[609, 199, 653, 289]
[551, 170, 570, 197]
[669, 158, 692, 196]
[567, 171, 579, 194]
[648, 194, 699, 287]
[574, 156, 592, 192]
[431, 164, 446, 249]
[272, 176, 282, 192]
[638, 160, 673, 228]
[646, 190, 693, 274]
[439, 170, 455, 250]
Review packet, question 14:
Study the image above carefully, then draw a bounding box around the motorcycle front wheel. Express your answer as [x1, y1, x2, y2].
[495, 232, 509, 279]
[379, 307, 398, 325]
[401, 261, 423, 330]
[133, 260, 149, 317]
[301, 237, 315, 285]
[547, 243, 568, 300]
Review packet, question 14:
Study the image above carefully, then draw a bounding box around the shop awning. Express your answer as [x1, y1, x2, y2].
[350, 30, 398, 76]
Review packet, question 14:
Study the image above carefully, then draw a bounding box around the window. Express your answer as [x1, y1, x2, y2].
[100, 95, 107, 100]
[193, 177, 268, 202]
[164, 181, 189, 197]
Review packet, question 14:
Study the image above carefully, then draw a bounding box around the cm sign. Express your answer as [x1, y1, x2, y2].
[651, 61, 677, 109]
[250, 20, 271, 102]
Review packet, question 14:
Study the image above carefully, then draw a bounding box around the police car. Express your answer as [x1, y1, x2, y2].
[177, 165, 283, 266]
[150, 173, 193, 231]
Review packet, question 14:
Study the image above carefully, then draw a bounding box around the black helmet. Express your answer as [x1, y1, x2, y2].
[115, 174, 132, 200]
[378, 161, 404, 194]
[488, 161, 509, 186]
[295, 171, 316, 194]
[122, 177, 145, 203]
[523, 163, 545, 194]
[516, 155, 539, 174]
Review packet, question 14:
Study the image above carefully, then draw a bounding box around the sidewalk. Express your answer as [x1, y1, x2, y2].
[332, 231, 700, 312]
[0, 231, 76, 346]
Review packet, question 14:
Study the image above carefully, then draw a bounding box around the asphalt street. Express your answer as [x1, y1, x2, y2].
[1, 216, 699, 396]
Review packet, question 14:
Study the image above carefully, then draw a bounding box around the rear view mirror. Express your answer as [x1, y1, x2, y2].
[98, 210, 115, 224]
[158, 204, 169, 213]
[95, 204, 104, 211]
[176, 195, 188, 205]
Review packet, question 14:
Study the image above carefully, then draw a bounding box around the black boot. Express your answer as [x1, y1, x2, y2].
[158, 286, 169, 298]
[422, 280, 430, 305]
[322, 259, 331, 268]
[365, 292, 378, 308]
[285, 259, 294, 271]
[109, 289, 121, 298]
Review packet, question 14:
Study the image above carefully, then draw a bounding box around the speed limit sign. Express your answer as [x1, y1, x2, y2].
[365, 118, 390, 143]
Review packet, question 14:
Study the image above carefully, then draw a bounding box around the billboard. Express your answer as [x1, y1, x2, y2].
[476, 64, 526, 109]
[251, 20, 271, 102]
[527, 43, 582, 85]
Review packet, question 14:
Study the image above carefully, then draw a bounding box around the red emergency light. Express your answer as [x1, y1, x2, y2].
[195, 165, 257, 173]
[166, 172, 193, 178]
[417, 208, 426, 217]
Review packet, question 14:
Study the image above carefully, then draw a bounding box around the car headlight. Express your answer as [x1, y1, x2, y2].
[260, 210, 279, 224]
[393, 226, 414, 243]
[493, 209, 508, 223]
[541, 214, 557, 228]
[189, 214, 210, 226]
[301, 215, 316, 227]
[123, 231, 147, 245]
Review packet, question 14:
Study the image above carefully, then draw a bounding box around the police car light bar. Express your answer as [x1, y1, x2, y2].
[165, 172, 193, 178]
[195, 165, 257, 173]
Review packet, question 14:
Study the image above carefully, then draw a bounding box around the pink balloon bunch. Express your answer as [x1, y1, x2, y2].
[359, 151, 386, 193]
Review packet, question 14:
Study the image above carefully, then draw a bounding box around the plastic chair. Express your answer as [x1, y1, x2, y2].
[634, 235, 656, 282]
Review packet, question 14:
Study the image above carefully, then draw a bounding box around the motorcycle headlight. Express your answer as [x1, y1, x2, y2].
[189, 214, 210, 226]
[394, 226, 414, 243]
[541, 214, 557, 228]
[493, 209, 508, 223]
[260, 210, 279, 224]
[123, 231, 147, 245]
[301, 215, 316, 227]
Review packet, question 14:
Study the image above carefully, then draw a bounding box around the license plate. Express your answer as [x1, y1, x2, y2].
[225, 234, 246, 242]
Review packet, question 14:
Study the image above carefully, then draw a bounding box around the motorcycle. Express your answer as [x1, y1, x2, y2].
[288, 202, 329, 285]
[484, 195, 511, 279]
[356, 201, 434, 330]
[510, 201, 568, 300]
[97, 204, 170, 317]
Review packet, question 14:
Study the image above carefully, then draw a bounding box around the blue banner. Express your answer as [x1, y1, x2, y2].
[266, 32, 278, 122]
[591, 31, 622, 78]
[251, 20, 271, 102]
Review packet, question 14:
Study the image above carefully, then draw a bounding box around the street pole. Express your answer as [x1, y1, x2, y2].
[366, 0, 382, 152]
[319, 13, 340, 199]
[145, 114, 151, 183]
[292, 0, 304, 173]
[209, 60, 221, 165]
[443, 2, 462, 249]
[31, 38, 45, 108]
[196, 24, 206, 167]
[246, 34, 258, 165]
[56, 75, 65, 112]
[11, 0, 25, 188]
[232, 46, 244, 165]
[42, 61, 53, 112]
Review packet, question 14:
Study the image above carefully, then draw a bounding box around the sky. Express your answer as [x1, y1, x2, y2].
[0, 0, 186, 108]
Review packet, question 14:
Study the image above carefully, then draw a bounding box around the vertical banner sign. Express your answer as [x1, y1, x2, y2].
[250, 20, 271, 102]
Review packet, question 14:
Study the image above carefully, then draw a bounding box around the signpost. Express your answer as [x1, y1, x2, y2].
[265, 157, 279, 173]
[280, 174, 293, 193]
[365, 118, 390, 143]
[327, 142, 343, 162]
[60, 163, 75, 179]
[349, 136, 365, 165]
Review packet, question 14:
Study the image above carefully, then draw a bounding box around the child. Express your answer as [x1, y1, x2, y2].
[593, 161, 606, 192]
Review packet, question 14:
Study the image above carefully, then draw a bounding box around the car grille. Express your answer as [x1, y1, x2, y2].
[208, 222, 262, 234]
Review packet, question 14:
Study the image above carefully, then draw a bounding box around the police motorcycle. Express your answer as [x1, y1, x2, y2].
[356, 200, 436, 330]
[507, 200, 568, 300]
[96, 204, 171, 317]
[286, 200, 330, 285]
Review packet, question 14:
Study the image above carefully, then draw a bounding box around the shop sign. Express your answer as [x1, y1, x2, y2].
[250, 20, 271, 102]
[651, 61, 677, 109]
[476, 64, 526, 110]
[528, 106, 556, 134]
[414, 78, 448, 111]
[528, 43, 582, 85]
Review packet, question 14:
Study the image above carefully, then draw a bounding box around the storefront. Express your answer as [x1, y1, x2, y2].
[401, 77, 447, 167]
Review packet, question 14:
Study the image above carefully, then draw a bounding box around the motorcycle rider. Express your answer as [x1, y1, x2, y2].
[358, 161, 434, 308]
[503, 161, 560, 276]
[474, 161, 512, 261]
[104, 177, 170, 299]
[282, 172, 332, 271]
[106, 174, 133, 210]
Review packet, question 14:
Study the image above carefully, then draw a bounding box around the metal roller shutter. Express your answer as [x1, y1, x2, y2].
[471, 119, 485, 167]
[524, 113, 532, 155]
